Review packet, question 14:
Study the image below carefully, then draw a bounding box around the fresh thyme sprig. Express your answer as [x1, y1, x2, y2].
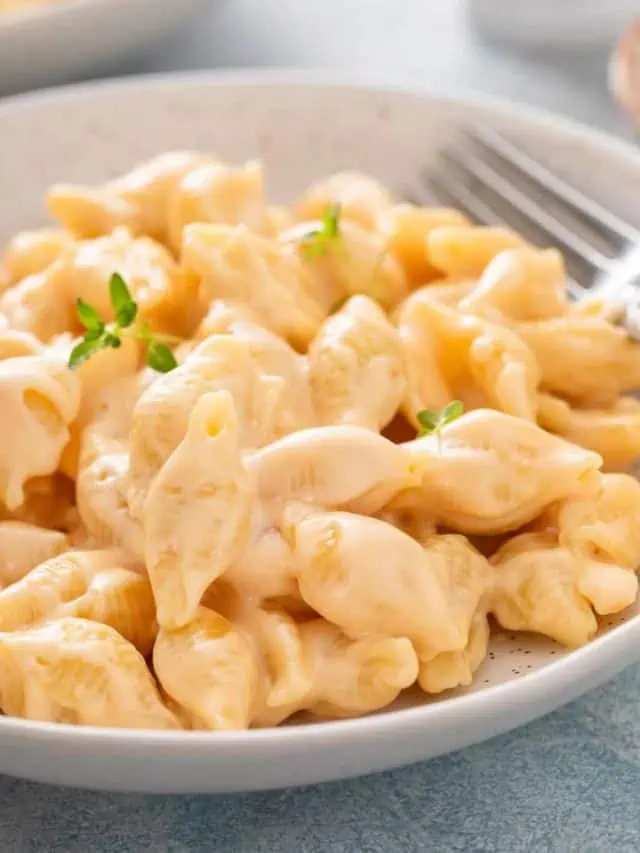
[416, 400, 465, 448]
[68, 272, 179, 373]
[299, 203, 342, 259]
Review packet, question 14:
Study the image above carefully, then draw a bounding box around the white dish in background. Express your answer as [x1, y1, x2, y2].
[2, 72, 640, 793]
[0, 0, 210, 95]
[468, 0, 637, 51]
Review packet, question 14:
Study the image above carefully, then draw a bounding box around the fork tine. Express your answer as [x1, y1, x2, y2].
[444, 146, 614, 273]
[425, 170, 505, 226]
[424, 169, 586, 300]
[469, 125, 640, 245]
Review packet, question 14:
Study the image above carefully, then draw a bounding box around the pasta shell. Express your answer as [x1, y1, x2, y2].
[382, 203, 468, 287]
[0, 521, 68, 587]
[56, 227, 200, 338]
[225, 523, 301, 604]
[418, 611, 490, 694]
[427, 225, 526, 278]
[0, 617, 178, 729]
[61, 568, 157, 656]
[0, 354, 80, 509]
[307, 295, 406, 431]
[245, 424, 421, 516]
[2, 473, 76, 532]
[144, 391, 254, 629]
[167, 160, 268, 253]
[2, 228, 74, 284]
[421, 534, 494, 659]
[48, 151, 209, 244]
[154, 606, 258, 730]
[294, 171, 392, 231]
[517, 314, 640, 406]
[538, 392, 640, 473]
[0, 330, 42, 360]
[76, 437, 144, 562]
[301, 620, 419, 721]
[398, 409, 602, 535]
[128, 334, 280, 518]
[397, 296, 539, 426]
[296, 219, 408, 312]
[554, 472, 640, 570]
[459, 247, 567, 323]
[0, 261, 76, 342]
[491, 533, 600, 648]
[0, 549, 130, 633]
[240, 606, 312, 725]
[182, 223, 324, 349]
[291, 510, 462, 659]
[196, 301, 314, 435]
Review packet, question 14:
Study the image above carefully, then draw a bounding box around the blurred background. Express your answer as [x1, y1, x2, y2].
[1, 0, 637, 137]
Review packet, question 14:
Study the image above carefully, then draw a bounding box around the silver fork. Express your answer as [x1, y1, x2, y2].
[414, 124, 640, 339]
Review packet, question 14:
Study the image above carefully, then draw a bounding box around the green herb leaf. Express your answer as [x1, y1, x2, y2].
[146, 341, 178, 373]
[68, 337, 105, 370]
[84, 326, 105, 342]
[75, 298, 104, 334]
[440, 400, 464, 426]
[67, 275, 179, 374]
[416, 400, 464, 438]
[300, 202, 342, 259]
[416, 409, 441, 437]
[109, 272, 137, 327]
[322, 203, 341, 239]
[103, 332, 122, 349]
[116, 301, 138, 329]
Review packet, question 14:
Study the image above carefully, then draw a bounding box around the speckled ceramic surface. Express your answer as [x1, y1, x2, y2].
[2, 73, 640, 794]
[0, 0, 210, 95]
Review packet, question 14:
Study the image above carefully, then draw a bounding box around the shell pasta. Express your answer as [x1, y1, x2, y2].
[0, 153, 640, 730]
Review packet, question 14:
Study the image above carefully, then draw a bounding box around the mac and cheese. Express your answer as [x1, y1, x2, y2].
[0, 153, 639, 730]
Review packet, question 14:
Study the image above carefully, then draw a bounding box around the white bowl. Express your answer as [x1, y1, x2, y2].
[2, 72, 640, 793]
[0, 0, 210, 95]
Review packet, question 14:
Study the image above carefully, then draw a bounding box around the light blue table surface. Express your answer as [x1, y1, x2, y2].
[2, 665, 640, 852]
[2, 2, 640, 851]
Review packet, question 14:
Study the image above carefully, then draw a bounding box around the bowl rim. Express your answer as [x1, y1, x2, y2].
[0, 66, 634, 152]
[0, 68, 638, 750]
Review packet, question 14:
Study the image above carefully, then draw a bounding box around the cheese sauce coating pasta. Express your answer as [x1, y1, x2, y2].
[0, 153, 639, 730]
